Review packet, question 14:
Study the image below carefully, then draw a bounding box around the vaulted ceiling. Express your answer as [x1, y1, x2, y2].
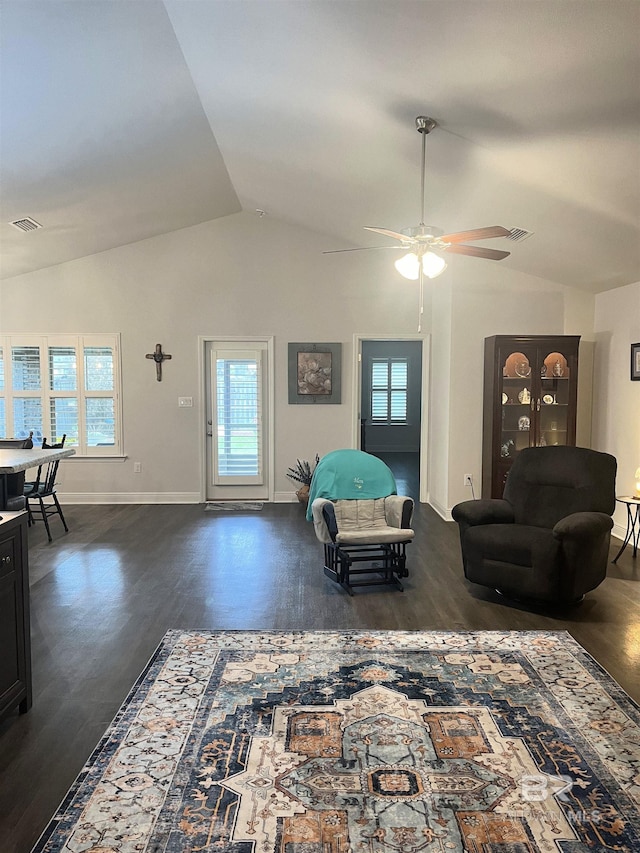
[1, 0, 639, 292]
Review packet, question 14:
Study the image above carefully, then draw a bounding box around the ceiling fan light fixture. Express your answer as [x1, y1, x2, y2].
[422, 251, 447, 279]
[394, 252, 421, 280]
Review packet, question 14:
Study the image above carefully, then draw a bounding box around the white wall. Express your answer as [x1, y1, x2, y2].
[592, 281, 640, 540]
[427, 281, 453, 516]
[1, 212, 419, 502]
[0, 211, 613, 511]
[430, 257, 596, 515]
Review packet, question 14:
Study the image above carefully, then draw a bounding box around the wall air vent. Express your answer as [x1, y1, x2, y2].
[10, 217, 42, 232]
[506, 228, 533, 242]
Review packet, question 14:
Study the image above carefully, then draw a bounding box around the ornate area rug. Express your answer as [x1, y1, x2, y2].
[34, 630, 640, 852]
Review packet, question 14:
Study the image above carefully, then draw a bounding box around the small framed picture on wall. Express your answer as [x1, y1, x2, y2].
[631, 342, 640, 381]
[288, 342, 342, 404]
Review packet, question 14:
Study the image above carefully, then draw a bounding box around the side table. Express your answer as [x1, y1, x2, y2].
[612, 496, 640, 563]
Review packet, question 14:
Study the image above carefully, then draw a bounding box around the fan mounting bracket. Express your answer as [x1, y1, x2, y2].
[404, 224, 443, 241]
[416, 116, 437, 135]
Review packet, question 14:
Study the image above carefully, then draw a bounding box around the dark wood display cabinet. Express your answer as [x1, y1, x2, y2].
[482, 335, 580, 498]
[0, 511, 32, 721]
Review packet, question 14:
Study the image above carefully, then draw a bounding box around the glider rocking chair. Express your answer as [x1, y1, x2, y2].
[308, 449, 415, 594]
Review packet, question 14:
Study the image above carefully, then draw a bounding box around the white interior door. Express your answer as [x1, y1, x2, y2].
[204, 338, 272, 501]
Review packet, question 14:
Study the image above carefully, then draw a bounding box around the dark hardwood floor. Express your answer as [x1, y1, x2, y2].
[0, 500, 638, 852]
[372, 451, 421, 500]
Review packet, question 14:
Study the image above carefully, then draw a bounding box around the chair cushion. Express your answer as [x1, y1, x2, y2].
[464, 523, 561, 569]
[333, 499, 414, 545]
[334, 498, 388, 530]
[504, 446, 616, 528]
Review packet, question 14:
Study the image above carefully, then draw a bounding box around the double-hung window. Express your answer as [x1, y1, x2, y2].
[0, 334, 122, 455]
[371, 358, 408, 424]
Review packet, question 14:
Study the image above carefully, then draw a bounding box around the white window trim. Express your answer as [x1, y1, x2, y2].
[0, 333, 123, 457]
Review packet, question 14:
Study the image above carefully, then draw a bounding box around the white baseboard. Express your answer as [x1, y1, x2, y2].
[611, 523, 626, 543]
[61, 491, 201, 504]
[428, 497, 453, 522]
[62, 491, 301, 505]
[274, 491, 301, 503]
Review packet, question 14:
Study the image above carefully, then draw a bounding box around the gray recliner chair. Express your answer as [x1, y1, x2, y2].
[452, 446, 617, 605]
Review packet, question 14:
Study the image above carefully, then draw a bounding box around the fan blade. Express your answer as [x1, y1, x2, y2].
[444, 243, 510, 260]
[364, 226, 415, 243]
[440, 226, 511, 243]
[323, 245, 403, 254]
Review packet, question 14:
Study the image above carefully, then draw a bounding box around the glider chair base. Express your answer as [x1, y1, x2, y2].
[323, 541, 409, 595]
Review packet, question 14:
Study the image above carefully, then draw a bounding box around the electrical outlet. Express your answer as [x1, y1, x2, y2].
[464, 473, 473, 487]
[134, 462, 142, 473]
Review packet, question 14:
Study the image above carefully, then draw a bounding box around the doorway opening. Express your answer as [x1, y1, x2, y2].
[353, 336, 428, 503]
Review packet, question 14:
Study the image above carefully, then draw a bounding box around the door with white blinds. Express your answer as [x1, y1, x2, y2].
[206, 340, 271, 500]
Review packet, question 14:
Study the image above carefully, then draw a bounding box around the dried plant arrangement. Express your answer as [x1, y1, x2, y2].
[286, 455, 319, 504]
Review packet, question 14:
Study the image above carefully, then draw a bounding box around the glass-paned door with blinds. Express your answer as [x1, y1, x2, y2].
[206, 340, 270, 500]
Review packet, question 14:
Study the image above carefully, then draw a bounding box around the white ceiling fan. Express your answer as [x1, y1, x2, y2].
[324, 116, 512, 328]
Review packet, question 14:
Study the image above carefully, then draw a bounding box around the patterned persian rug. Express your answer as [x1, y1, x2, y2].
[34, 630, 640, 852]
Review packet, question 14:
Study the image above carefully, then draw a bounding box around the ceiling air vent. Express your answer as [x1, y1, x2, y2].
[506, 227, 533, 242]
[10, 217, 42, 232]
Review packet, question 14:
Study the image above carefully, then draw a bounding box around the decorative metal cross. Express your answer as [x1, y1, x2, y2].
[145, 343, 172, 381]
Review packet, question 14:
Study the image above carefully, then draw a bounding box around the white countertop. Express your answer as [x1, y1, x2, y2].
[0, 447, 76, 473]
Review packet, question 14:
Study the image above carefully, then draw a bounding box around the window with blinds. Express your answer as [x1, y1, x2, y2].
[371, 358, 408, 423]
[0, 335, 121, 455]
[214, 352, 263, 484]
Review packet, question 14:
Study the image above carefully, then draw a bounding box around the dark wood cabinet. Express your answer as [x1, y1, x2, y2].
[482, 335, 580, 498]
[0, 512, 32, 720]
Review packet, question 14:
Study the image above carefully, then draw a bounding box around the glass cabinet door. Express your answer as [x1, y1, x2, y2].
[538, 349, 571, 447]
[499, 349, 536, 462]
[483, 335, 580, 499]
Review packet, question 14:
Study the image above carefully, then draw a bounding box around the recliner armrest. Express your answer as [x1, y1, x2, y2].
[553, 512, 613, 541]
[452, 499, 514, 527]
[384, 495, 413, 529]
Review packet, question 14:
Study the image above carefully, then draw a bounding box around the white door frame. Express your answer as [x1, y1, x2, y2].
[198, 335, 275, 502]
[352, 332, 430, 504]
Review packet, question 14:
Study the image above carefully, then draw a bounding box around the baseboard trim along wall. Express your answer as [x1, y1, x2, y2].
[430, 497, 453, 522]
[61, 492, 202, 504]
[61, 491, 302, 504]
